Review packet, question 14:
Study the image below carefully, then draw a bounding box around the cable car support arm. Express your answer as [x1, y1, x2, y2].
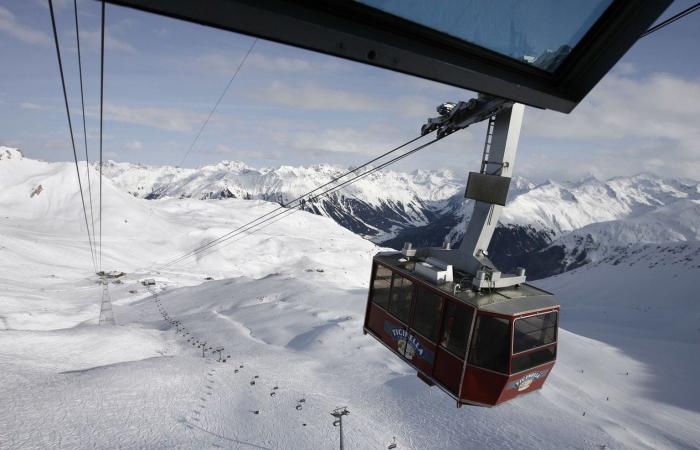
[410, 95, 526, 290]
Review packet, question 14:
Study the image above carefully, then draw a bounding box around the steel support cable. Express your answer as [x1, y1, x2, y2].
[48, 0, 98, 273]
[641, 2, 700, 38]
[99, 0, 105, 272]
[175, 204, 302, 265]
[156, 133, 425, 267]
[73, 0, 97, 253]
[160, 135, 438, 267]
[178, 38, 258, 167]
[136, 38, 259, 248]
[155, 133, 426, 268]
[169, 136, 443, 265]
[159, 135, 442, 268]
[159, 133, 424, 266]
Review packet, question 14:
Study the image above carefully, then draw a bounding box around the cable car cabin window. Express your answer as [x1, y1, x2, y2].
[513, 312, 558, 354]
[468, 315, 510, 374]
[371, 264, 392, 309]
[411, 287, 443, 342]
[388, 275, 414, 324]
[439, 301, 473, 358]
[511, 346, 557, 373]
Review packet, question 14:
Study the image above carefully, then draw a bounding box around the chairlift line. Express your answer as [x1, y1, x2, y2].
[48, 0, 98, 273]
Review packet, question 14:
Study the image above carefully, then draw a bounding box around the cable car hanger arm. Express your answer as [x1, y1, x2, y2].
[415, 95, 525, 290]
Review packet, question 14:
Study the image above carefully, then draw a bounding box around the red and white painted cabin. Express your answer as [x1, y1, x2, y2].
[363, 252, 559, 407]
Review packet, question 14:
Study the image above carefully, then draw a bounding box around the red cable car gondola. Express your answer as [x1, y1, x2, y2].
[363, 100, 559, 406]
[363, 252, 558, 407]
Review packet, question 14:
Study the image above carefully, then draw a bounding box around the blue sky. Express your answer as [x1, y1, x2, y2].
[1, 0, 699, 181]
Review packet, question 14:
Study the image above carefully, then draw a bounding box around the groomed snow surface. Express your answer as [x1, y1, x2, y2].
[1, 153, 699, 449]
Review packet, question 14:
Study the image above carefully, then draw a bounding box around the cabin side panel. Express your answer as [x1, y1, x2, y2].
[497, 363, 555, 404]
[461, 366, 509, 406]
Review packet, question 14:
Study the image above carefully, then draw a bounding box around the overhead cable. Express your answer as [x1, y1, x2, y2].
[178, 38, 258, 167]
[158, 134, 441, 268]
[99, 0, 105, 272]
[641, 2, 700, 38]
[155, 133, 425, 268]
[48, 0, 98, 273]
[73, 0, 97, 251]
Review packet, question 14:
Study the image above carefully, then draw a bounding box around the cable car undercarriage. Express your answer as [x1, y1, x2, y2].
[363, 96, 560, 407]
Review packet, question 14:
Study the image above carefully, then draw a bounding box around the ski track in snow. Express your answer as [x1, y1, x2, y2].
[1, 149, 699, 449]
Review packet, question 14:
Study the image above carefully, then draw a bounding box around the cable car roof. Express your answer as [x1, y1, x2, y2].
[375, 253, 557, 316]
[104, 0, 670, 113]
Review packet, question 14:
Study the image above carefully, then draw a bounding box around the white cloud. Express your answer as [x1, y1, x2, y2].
[79, 29, 136, 54]
[192, 51, 348, 75]
[19, 102, 45, 110]
[519, 73, 700, 180]
[524, 73, 700, 142]
[270, 123, 448, 158]
[103, 104, 205, 131]
[125, 140, 143, 151]
[612, 62, 637, 76]
[247, 81, 447, 118]
[285, 128, 386, 155]
[201, 144, 271, 161]
[0, 6, 50, 46]
[250, 81, 386, 112]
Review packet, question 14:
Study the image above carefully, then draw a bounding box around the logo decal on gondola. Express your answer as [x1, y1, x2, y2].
[383, 322, 434, 364]
[511, 370, 547, 392]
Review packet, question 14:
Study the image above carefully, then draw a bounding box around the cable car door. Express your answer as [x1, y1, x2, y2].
[434, 299, 474, 395]
[405, 285, 443, 376]
[385, 274, 414, 361]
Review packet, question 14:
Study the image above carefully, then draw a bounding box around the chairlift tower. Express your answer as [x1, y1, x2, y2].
[331, 406, 350, 450]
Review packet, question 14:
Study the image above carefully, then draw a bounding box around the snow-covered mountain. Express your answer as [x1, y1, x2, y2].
[488, 175, 700, 277]
[387, 173, 700, 278]
[5, 146, 700, 280]
[101, 158, 465, 242]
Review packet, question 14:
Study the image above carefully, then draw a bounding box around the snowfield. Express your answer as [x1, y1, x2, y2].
[1, 149, 699, 449]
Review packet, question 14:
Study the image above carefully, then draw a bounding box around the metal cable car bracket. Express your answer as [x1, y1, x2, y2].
[406, 94, 527, 290]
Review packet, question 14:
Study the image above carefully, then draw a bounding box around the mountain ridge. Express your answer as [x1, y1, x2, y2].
[3, 146, 699, 279]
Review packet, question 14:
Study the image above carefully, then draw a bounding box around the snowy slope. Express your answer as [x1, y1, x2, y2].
[1, 147, 699, 449]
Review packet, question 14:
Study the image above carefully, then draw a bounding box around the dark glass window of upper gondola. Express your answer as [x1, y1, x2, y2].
[356, 0, 613, 72]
